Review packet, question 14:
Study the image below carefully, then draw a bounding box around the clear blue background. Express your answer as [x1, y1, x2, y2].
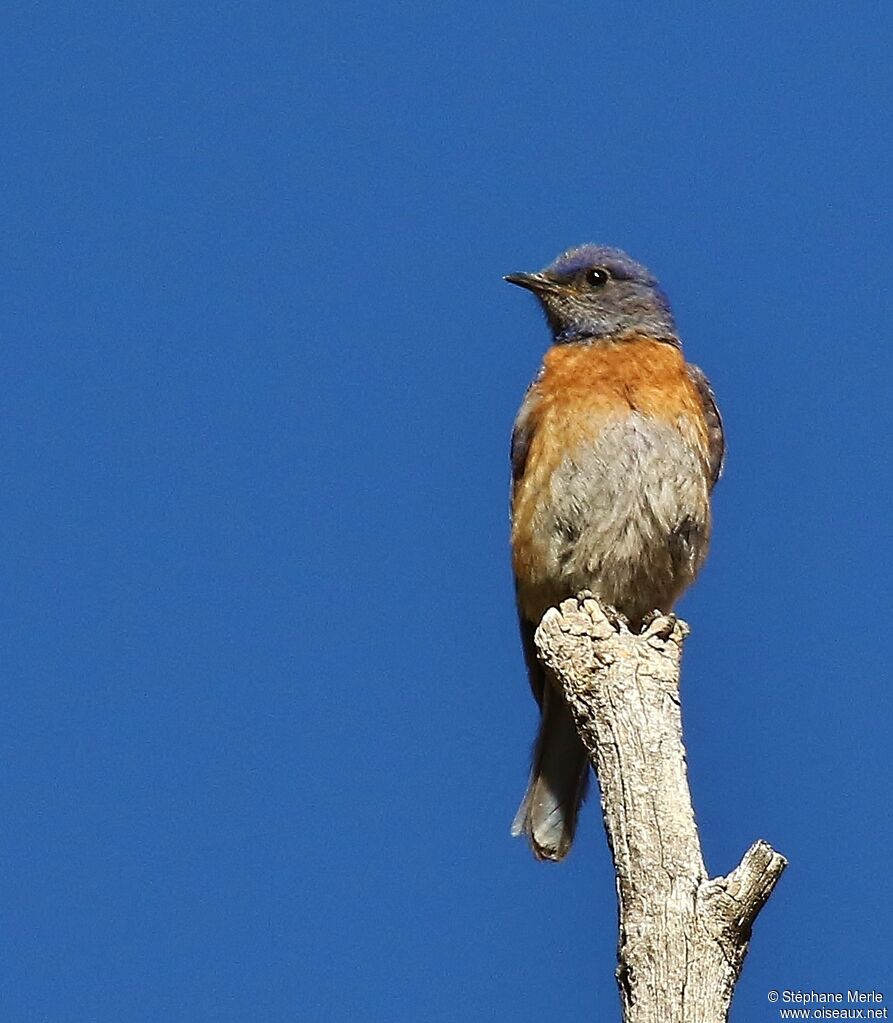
[3, 3, 891, 1020]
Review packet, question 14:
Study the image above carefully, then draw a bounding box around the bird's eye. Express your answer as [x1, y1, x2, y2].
[586, 266, 610, 288]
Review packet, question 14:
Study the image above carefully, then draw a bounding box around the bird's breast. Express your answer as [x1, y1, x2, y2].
[511, 337, 712, 624]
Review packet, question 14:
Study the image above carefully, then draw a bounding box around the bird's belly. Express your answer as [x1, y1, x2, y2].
[514, 413, 711, 626]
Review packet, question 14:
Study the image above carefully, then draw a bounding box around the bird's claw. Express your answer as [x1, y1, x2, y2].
[640, 609, 677, 639]
[577, 590, 628, 632]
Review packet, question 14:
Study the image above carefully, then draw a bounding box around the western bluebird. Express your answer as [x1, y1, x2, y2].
[505, 244, 724, 861]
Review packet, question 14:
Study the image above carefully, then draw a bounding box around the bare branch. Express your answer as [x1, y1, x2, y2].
[534, 593, 786, 1023]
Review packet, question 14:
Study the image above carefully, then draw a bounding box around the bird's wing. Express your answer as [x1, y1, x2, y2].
[510, 379, 540, 496]
[510, 381, 547, 706]
[686, 363, 725, 488]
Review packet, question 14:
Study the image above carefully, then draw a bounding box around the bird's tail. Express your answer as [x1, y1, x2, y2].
[512, 682, 589, 861]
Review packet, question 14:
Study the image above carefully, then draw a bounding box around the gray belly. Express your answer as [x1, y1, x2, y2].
[538, 414, 711, 625]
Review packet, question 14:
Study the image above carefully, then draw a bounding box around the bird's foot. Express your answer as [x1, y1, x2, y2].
[640, 609, 678, 640]
[578, 590, 628, 633]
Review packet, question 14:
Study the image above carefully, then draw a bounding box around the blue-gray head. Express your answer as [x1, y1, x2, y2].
[505, 244, 677, 345]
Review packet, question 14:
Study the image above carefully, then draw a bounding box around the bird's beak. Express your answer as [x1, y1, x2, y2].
[503, 271, 562, 295]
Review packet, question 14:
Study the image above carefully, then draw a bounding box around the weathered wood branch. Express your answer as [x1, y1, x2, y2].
[534, 593, 786, 1023]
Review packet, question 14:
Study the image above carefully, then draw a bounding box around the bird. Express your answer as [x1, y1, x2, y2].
[505, 244, 725, 862]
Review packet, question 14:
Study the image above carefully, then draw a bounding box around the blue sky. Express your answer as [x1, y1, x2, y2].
[3, 2, 892, 1020]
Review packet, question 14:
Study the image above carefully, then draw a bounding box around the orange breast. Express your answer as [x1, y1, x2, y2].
[511, 336, 710, 593]
[535, 336, 707, 433]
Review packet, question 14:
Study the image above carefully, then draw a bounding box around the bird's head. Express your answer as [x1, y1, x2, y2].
[505, 244, 677, 345]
